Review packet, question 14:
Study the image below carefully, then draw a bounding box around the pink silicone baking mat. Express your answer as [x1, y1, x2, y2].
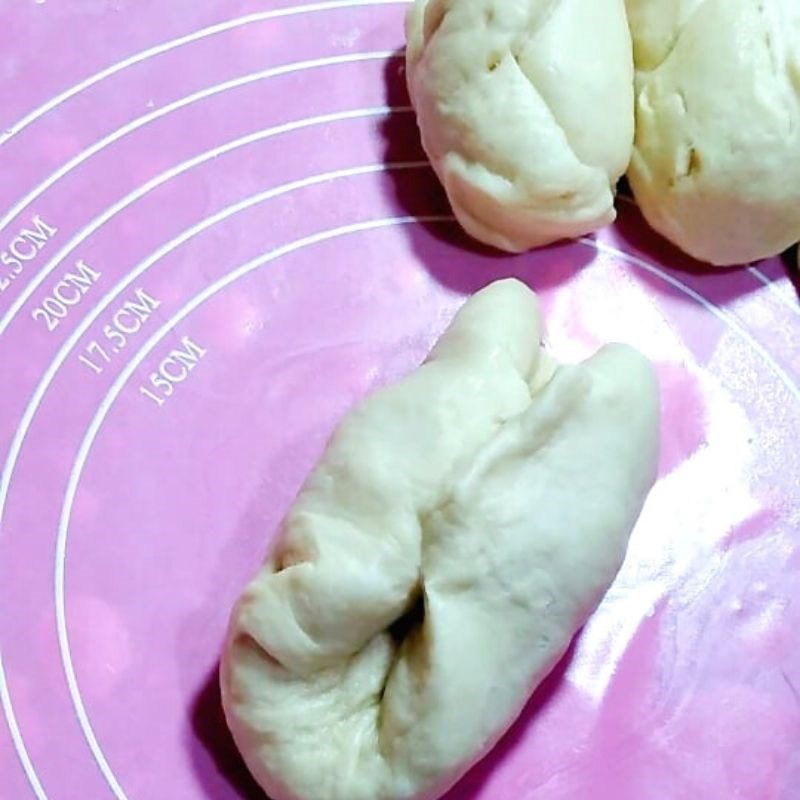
[1, 2, 799, 799]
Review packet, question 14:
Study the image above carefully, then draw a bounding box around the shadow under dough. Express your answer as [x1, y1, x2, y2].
[380, 51, 609, 296]
[385, 50, 799, 308]
[186, 641, 578, 800]
[440, 639, 580, 800]
[188, 663, 268, 800]
[781, 245, 800, 302]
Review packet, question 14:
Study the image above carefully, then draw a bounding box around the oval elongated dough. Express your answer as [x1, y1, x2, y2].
[405, 0, 635, 253]
[627, 0, 800, 266]
[221, 280, 660, 800]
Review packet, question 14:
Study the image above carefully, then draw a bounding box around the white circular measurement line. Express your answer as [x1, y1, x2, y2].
[746, 265, 800, 318]
[0, 655, 48, 800]
[0, 0, 411, 147]
[616, 194, 794, 311]
[0, 49, 396, 239]
[0, 104, 413, 337]
[0, 163, 428, 800]
[0, 160, 429, 542]
[588, 239, 800, 401]
[0, 160, 430, 548]
[54, 214, 454, 800]
[55, 223, 800, 800]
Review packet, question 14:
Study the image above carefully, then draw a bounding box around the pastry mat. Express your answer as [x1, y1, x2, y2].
[0, 2, 798, 798]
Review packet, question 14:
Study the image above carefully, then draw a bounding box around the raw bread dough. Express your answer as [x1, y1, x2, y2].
[221, 280, 660, 800]
[627, 0, 800, 265]
[405, 0, 635, 252]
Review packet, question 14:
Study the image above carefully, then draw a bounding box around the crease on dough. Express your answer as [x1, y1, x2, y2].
[626, 0, 707, 73]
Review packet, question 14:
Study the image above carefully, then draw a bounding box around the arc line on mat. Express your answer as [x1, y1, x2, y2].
[746, 266, 800, 318]
[616, 194, 792, 307]
[0, 655, 49, 800]
[54, 214, 453, 800]
[56, 224, 800, 800]
[0, 162, 428, 800]
[0, 104, 413, 337]
[0, 49, 396, 239]
[587, 238, 800, 401]
[0, 0, 411, 147]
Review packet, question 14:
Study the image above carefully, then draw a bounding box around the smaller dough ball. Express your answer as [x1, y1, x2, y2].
[405, 0, 635, 253]
[627, 0, 800, 266]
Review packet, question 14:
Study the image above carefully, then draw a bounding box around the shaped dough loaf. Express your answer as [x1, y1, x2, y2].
[405, 0, 635, 252]
[221, 280, 659, 800]
[627, 0, 800, 265]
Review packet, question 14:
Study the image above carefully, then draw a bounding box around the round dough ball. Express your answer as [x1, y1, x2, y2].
[405, 0, 635, 253]
[627, 0, 800, 266]
[221, 280, 659, 800]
